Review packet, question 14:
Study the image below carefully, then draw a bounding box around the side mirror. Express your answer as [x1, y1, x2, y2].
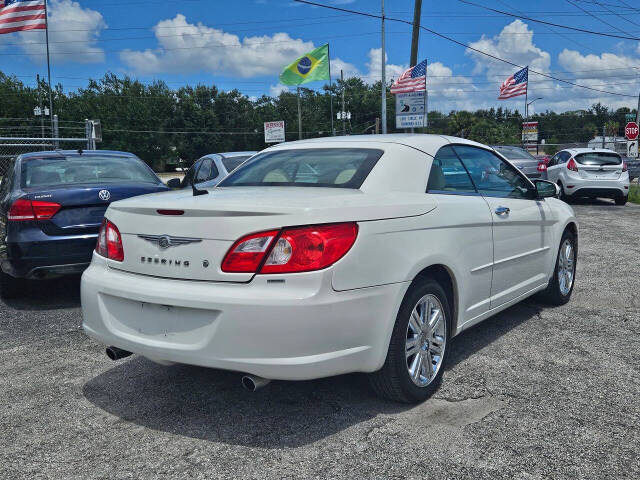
[534, 179, 559, 199]
[166, 178, 182, 189]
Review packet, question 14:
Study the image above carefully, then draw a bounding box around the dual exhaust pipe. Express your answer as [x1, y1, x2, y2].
[106, 346, 271, 391]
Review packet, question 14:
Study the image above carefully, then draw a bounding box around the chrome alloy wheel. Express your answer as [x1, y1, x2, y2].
[558, 238, 575, 296]
[405, 294, 447, 387]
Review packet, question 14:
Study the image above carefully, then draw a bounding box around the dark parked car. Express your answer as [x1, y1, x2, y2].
[0, 150, 169, 297]
[166, 151, 257, 189]
[492, 145, 545, 179]
[622, 156, 640, 182]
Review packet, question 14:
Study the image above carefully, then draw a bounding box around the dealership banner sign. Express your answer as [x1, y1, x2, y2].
[395, 91, 428, 129]
[264, 121, 285, 143]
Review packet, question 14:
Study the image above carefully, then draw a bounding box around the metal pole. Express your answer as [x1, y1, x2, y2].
[53, 114, 59, 148]
[341, 70, 346, 136]
[37, 74, 45, 145]
[636, 91, 640, 128]
[43, 0, 54, 139]
[297, 87, 302, 140]
[602, 124, 606, 148]
[328, 43, 334, 136]
[381, 0, 387, 134]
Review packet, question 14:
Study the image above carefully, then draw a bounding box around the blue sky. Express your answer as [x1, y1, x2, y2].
[2, 0, 640, 112]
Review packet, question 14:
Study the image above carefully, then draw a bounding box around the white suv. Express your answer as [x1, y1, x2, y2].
[546, 148, 630, 205]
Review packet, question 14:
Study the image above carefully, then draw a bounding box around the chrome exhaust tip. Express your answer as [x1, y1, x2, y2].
[241, 375, 271, 392]
[105, 346, 132, 361]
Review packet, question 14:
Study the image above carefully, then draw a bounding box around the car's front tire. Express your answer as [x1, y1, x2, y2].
[369, 278, 451, 403]
[539, 229, 577, 306]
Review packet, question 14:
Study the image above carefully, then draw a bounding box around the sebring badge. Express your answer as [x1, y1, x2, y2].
[98, 189, 111, 201]
[138, 234, 202, 250]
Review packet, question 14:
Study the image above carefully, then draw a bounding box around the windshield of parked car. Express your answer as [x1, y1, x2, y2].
[221, 156, 251, 172]
[21, 156, 159, 188]
[218, 148, 383, 188]
[493, 147, 536, 160]
[575, 152, 622, 166]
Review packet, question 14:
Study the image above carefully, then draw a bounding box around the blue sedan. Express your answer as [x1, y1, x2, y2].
[0, 150, 169, 297]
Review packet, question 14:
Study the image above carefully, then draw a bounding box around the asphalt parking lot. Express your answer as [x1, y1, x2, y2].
[1, 200, 639, 480]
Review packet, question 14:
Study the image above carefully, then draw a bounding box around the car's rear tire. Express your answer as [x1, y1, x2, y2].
[0, 270, 24, 299]
[539, 229, 576, 306]
[557, 181, 569, 202]
[369, 278, 451, 403]
[615, 195, 628, 206]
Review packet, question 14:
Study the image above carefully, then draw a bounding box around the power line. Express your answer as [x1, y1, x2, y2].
[458, 0, 640, 41]
[293, 0, 636, 98]
[565, 0, 636, 37]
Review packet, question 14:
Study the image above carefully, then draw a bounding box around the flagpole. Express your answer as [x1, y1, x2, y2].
[297, 87, 302, 140]
[43, 0, 54, 140]
[328, 43, 335, 136]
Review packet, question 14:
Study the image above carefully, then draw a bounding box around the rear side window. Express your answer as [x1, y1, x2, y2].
[219, 148, 383, 189]
[575, 152, 622, 166]
[427, 145, 476, 194]
[21, 156, 158, 188]
[221, 156, 250, 172]
[195, 158, 213, 182]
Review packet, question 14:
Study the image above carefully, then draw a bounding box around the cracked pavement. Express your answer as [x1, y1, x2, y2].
[1, 200, 639, 479]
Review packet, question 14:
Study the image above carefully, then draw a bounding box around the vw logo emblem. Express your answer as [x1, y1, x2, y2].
[158, 235, 171, 249]
[98, 190, 111, 201]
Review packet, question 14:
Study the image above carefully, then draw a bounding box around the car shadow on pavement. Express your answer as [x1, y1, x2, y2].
[4, 275, 81, 311]
[82, 299, 542, 448]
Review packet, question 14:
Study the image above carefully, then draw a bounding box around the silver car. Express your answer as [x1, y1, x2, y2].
[492, 145, 544, 179]
[167, 151, 257, 189]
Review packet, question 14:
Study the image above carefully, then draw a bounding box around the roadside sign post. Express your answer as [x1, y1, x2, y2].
[395, 91, 427, 129]
[627, 140, 638, 158]
[264, 121, 285, 143]
[625, 122, 639, 159]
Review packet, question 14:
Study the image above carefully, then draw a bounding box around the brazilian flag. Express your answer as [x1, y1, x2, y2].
[279, 44, 330, 86]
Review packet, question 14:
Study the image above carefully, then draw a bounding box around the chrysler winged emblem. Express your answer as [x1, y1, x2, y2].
[138, 234, 202, 250]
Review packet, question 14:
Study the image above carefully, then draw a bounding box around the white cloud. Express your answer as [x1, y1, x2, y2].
[17, 0, 106, 64]
[121, 14, 315, 77]
[466, 20, 550, 78]
[269, 84, 289, 96]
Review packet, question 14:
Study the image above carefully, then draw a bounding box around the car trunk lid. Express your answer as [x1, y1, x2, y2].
[574, 153, 623, 180]
[22, 183, 168, 236]
[104, 187, 437, 282]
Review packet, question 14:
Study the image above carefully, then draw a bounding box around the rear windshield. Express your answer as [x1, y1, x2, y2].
[493, 147, 535, 160]
[218, 148, 383, 188]
[575, 152, 622, 166]
[221, 156, 251, 172]
[21, 155, 159, 188]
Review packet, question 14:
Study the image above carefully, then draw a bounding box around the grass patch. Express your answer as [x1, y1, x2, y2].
[630, 184, 640, 204]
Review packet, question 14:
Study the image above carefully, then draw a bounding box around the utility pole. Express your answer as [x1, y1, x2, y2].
[636, 91, 640, 127]
[341, 70, 346, 136]
[602, 124, 606, 149]
[380, 0, 387, 134]
[409, 0, 422, 67]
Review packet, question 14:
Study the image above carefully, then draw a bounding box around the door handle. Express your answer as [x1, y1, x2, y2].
[495, 206, 510, 215]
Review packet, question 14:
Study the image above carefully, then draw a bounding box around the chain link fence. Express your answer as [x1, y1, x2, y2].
[0, 137, 88, 176]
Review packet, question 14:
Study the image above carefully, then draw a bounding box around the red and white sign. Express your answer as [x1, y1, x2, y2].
[264, 120, 285, 143]
[625, 121, 638, 140]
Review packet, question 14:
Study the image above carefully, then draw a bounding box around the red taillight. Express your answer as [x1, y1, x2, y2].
[537, 162, 547, 172]
[567, 158, 578, 172]
[221, 223, 358, 274]
[622, 161, 627, 172]
[8, 199, 61, 221]
[221, 230, 279, 273]
[95, 218, 124, 262]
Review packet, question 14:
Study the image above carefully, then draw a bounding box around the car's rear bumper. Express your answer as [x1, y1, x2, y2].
[564, 177, 629, 198]
[2, 234, 97, 279]
[81, 254, 408, 380]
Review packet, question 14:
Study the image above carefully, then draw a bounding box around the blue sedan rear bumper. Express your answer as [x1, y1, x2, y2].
[2, 228, 97, 279]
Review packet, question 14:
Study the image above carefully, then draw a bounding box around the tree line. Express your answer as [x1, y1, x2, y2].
[1, 71, 636, 170]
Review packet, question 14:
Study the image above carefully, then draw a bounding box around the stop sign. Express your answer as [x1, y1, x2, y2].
[625, 121, 639, 140]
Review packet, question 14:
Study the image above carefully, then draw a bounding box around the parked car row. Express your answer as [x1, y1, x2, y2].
[492, 145, 631, 205]
[9, 135, 635, 403]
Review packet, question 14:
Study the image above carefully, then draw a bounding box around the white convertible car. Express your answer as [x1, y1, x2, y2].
[81, 135, 577, 403]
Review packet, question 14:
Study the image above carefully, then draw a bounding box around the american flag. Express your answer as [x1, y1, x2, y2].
[498, 66, 528, 99]
[0, 0, 46, 35]
[390, 59, 427, 94]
